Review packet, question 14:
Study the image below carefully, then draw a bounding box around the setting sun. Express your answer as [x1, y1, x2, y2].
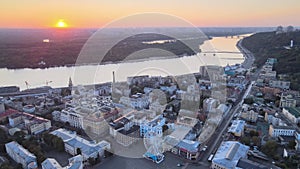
[55, 19, 68, 28]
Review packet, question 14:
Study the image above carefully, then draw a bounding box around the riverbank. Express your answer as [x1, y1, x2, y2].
[0, 34, 248, 90]
[237, 38, 255, 69]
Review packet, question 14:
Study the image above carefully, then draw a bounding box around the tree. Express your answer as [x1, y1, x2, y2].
[261, 140, 278, 158]
[76, 148, 81, 155]
[287, 140, 296, 150]
[15, 163, 22, 169]
[249, 130, 259, 137]
[104, 149, 113, 158]
[241, 136, 251, 145]
[276, 26, 283, 32]
[252, 136, 260, 146]
[0, 164, 14, 169]
[286, 25, 294, 32]
[13, 131, 26, 143]
[162, 125, 169, 132]
[244, 98, 254, 105]
[88, 157, 96, 166]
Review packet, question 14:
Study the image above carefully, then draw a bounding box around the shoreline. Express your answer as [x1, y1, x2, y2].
[236, 37, 254, 69]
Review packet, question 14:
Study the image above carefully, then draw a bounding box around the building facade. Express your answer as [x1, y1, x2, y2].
[5, 141, 38, 169]
[269, 125, 295, 137]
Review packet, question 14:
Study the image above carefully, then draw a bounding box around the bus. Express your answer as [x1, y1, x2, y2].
[208, 154, 214, 162]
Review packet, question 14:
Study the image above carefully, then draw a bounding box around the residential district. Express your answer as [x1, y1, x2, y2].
[0, 57, 300, 169]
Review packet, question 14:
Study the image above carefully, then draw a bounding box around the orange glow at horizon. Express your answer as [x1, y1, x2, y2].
[0, 0, 299, 28]
[55, 20, 68, 28]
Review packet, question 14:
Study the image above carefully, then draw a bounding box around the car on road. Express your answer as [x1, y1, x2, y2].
[177, 163, 183, 167]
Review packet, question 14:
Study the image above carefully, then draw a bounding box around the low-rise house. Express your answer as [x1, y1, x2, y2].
[5, 141, 38, 169]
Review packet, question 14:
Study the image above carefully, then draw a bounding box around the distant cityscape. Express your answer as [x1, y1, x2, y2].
[0, 26, 300, 169]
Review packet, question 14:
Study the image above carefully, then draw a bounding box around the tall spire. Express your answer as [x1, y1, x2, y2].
[112, 71, 115, 84]
[68, 77, 73, 88]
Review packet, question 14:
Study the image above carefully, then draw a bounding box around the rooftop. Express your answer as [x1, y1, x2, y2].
[284, 107, 300, 118]
[177, 139, 200, 153]
[236, 158, 268, 169]
[42, 158, 63, 169]
[228, 120, 245, 134]
[5, 141, 37, 166]
[213, 141, 249, 169]
[51, 128, 110, 156]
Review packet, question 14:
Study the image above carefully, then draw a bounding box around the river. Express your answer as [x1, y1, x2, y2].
[0, 35, 246, 90]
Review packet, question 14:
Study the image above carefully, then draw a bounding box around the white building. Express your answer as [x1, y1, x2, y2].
[216, 104, 229, 117]
[282, 107, 300, 124]
[5, 141, 38, 169]
[269, 125, 295, 137]
[8, 112, 51, 135]
[50, 128, 110, 160]
[42, 155, 83, 169]
[269, 80, 290, 90]
[203, 98, 218, 113]
[280, 94, 297, 108]
[211, 141, 249, 169]
[228, 120, 245, 137]
[241, 110, 258, 123]
[52, 109, 83, 128]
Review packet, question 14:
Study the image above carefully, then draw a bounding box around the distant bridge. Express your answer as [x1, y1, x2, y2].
[201, 51, 251, 54]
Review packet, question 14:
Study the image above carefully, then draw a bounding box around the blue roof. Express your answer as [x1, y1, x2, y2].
[5, 141, 37, 167]
[177, 139, 200, 152]
[52, 129, 110, 157]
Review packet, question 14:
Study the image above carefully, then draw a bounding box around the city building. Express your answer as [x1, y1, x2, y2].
[8, 111, 51, 135]
[269, 125, 295, 137]
[109, 116, 139, 147]
[228, 120, 245, 137]
[0, 86, 20, 94]
[0, 109, 18, 123]
[5, 141, 38, 169]
[241, 110, 258, 123]
[211, 141, 249, 169]
[42, 155, 83, 169]
[264, 113, 284, 126]
[269, 80, 290, 90]
[50, 128, 111, 160]
[236, 158, 268, 169]
[22, 105, 36, 114]
[120, 95, 150, 110]
[203, 98, 218, 113]
[216, 104, 229, 117]
[280, 93, 297, 108]
[199, 65, 224, 81]
[140, 115, 165, 137]
[0, 97, 5, 114]
[282, 107, 300, 124]
[164, 135, 200, 161]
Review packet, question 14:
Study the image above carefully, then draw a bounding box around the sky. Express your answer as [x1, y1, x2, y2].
[0, 0, 300, 28]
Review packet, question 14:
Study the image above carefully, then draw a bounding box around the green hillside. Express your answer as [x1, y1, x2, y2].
[242, 31, 300, 89]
